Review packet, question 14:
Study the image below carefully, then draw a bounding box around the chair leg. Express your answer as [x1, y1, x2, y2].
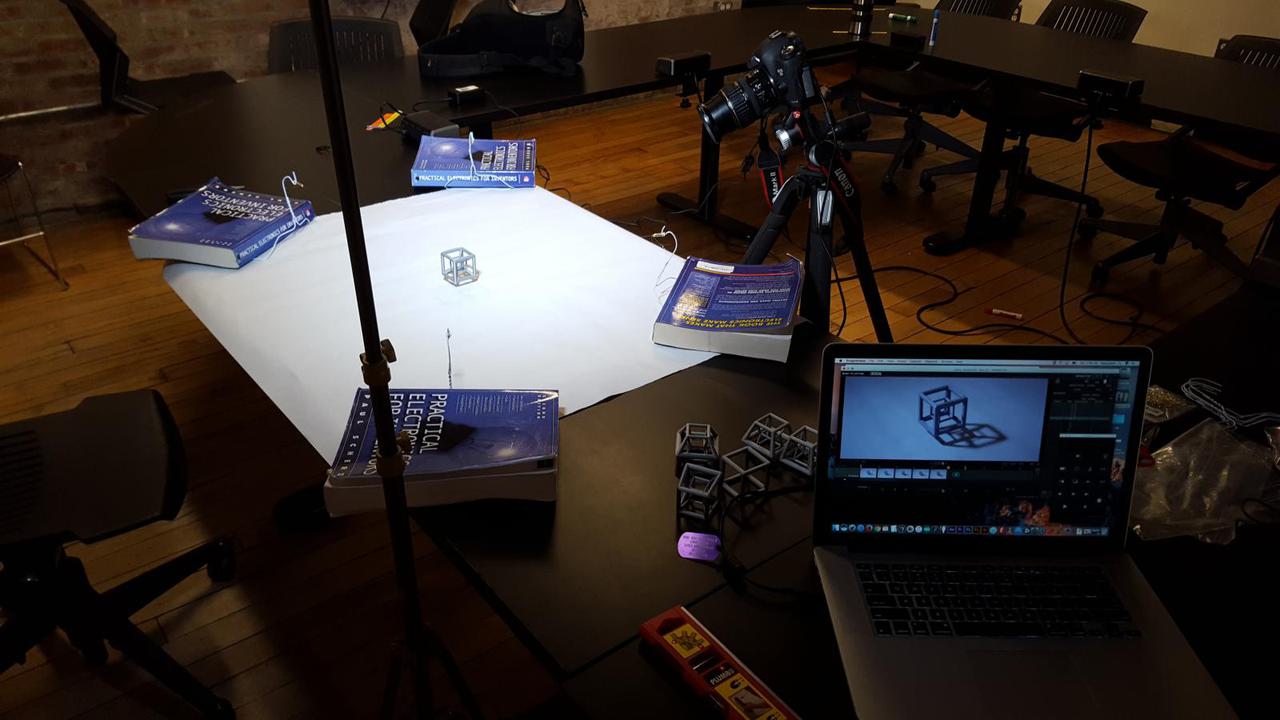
[96, 611, 233, 718]
[1080, 219, 1161, 242]
[1182, 210, 1250, 278]
[102, 538, 234, 618]
[1020, 171, 1102, 214]
[844, 137, 907, 156]
[0, 614, 55, 672]
[915, 119, 980, 159]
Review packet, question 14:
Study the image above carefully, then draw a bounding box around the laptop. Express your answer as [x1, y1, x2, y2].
[812, 343, 1235, 719]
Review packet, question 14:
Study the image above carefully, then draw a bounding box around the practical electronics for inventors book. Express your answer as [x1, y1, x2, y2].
[640, 606, 799, 720]
[128, 177, 313, 268]
[410, 135, 536, 188]
[653, 257, 803, 362]
[323, 389, 559, 516]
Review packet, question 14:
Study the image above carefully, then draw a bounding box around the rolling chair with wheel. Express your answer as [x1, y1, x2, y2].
[59, 0, 235, 114]
[918, 0, 1148, 223]
[832, 0, 1022, 194]
[0, 390, 237, 718]
[1078, 35, 1280, 287]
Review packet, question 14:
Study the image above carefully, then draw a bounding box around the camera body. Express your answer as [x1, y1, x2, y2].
[699, 30, 820, 144]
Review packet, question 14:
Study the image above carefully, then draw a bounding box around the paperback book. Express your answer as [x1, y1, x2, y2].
[410, 135, 536, 189]
[128, 177, 313, 268]
[653, 257, 803, 362]
[324, 388, 559, 516]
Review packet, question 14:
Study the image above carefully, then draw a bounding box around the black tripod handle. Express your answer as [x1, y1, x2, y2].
[743, 178, 803, 264]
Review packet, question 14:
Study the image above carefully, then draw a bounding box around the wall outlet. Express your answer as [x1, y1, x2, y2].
[714, 1, 734, 10]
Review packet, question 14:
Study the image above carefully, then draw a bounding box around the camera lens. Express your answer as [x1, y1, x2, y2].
[697, 67, 773, 144]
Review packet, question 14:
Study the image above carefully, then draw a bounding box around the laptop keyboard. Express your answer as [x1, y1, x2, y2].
[857, 562, 1140, 639]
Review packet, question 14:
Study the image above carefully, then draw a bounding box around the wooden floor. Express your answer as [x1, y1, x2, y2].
[1, 78, 1275, 719]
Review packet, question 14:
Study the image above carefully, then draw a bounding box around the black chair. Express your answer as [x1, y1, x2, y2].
[409, 0, 460, 46]
[0, 391, 236, 718]
[835, 0, 1022, 194]
[1079, 35, 1280, 286]
[267, 16, 405, 74]
[919, 0, 1148, 221]
[59, 0, 235, 114]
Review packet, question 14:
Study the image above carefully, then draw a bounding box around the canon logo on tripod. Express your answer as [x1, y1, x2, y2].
[833, 167, 856, 198]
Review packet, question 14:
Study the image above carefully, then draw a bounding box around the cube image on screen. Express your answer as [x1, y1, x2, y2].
[677, 462, 722, 524]
[440, 247, 479, 286]
[919, 386, 968, 442]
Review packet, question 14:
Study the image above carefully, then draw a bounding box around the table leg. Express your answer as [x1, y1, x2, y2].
[922, 80, 1018, 256]
[656, 73, 759, 242]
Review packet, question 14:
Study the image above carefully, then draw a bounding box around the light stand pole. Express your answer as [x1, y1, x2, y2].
[306, 2, 482, 717]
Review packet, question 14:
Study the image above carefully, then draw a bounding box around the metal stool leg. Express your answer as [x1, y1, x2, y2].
[18, 162, 67, 289]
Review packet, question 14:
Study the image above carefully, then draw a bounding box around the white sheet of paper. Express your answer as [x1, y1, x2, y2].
[165, 187, 713, 460]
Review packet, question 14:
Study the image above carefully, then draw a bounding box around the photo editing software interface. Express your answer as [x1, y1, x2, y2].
[827, 356, 1141, 539]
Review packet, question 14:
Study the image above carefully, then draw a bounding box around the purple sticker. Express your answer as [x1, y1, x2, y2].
[678, 532, 721, 562]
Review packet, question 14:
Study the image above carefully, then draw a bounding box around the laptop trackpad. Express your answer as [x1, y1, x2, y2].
[968, 650, 1100, 718]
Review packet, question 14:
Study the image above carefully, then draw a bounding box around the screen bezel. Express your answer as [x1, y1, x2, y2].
[813, 342, 1152, 554]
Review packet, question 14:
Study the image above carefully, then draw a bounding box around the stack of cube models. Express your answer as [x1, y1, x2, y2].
[675, 414, 820, 528]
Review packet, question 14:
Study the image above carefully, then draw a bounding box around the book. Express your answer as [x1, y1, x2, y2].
[128, 177, 314, 268]
[652, 257, 803, 362]
[410, 135, 536, 189]
[324, 388, 559, 516]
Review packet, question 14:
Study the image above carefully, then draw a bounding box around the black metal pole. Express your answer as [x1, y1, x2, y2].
[306, 1, 432, 715]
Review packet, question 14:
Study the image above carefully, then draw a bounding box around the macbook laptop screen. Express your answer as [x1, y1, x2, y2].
[823, 354, 1143, 540]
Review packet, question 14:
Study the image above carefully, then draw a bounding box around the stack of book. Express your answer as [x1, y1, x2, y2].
[128, 177, 313, 269]
[652, 257, 804, 362]
[323, 388, 559, 517]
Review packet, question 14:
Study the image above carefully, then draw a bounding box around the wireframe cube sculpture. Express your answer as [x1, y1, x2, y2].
[779, 425, 819, 477]
[675, 422, 719, 475]
[676, 463, 722, 524]
[919, 386, 968, 442]
[722, 446, 769, 498]
[742, 413, 791, 460]
[440, 247, 479, 286]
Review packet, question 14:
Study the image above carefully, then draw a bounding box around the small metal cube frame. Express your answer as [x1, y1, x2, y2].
[675, 422, 719, 474]
[440, 247, 479, 286]
[779, 425, 819, 478]
[721, 446, 770, 499]
[676, 462, 722, 525]
[742, 413, 791, 460]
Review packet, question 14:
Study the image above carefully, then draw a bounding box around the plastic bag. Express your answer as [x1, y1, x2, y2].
[1132, 419, 1278, 544]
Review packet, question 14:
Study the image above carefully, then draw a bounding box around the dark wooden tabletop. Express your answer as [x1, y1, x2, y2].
[415, 324, 833, 677]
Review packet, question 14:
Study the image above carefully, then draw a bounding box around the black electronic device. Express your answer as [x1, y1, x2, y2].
[698, 30, 893, 344]
[449, 83, 485, 106]
[1077, 69, 1145, 102]
[656, 51, 712, 79]
[698, 31, 820, 144]
[399, 110, 460, 143]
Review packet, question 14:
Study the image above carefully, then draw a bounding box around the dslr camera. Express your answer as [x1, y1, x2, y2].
[698, 30, 821, 144]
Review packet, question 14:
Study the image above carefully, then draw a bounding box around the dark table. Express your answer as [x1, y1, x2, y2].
[416, 324, 832, 677]
[854, 10, 1280, 255]
[565, 287, 1280, 720]
[107, 5, 880, 218]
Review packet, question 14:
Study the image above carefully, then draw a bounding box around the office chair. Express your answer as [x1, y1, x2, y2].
[267, 17, 405, 74]
[409, 0, 460, 46]
[833, 0, 1022, 194]
[1, 154, 67, 289]
[58, 0, 235, 114]
[1078, 35, 1280, 287]
[918, 0, 1148, 222]
[0, 391, 236, 718]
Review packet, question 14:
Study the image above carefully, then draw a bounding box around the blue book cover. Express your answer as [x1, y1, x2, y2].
[128, 177, 315, 268]
[329, 389, 559, 486]
[410, 136, 537, 189]
[652, 257, 803, 362]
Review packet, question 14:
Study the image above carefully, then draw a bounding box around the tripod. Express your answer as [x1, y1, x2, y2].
[308, 2, 482, 718]
[742, 114, 895, 343]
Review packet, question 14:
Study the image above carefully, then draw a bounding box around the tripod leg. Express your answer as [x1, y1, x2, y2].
[830, 180, 894, 343]
[742, 179, 804, 265]
[802, 191, 834, 328]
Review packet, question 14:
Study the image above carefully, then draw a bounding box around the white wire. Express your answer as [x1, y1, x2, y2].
[264, 171, 309, 261]
[651, 225, 682, 298]
[443, 132, 517, 189]
[1181, 378, 1280, 430]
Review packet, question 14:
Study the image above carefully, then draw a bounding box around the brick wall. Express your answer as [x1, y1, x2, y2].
[0, 0, 731, 214]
